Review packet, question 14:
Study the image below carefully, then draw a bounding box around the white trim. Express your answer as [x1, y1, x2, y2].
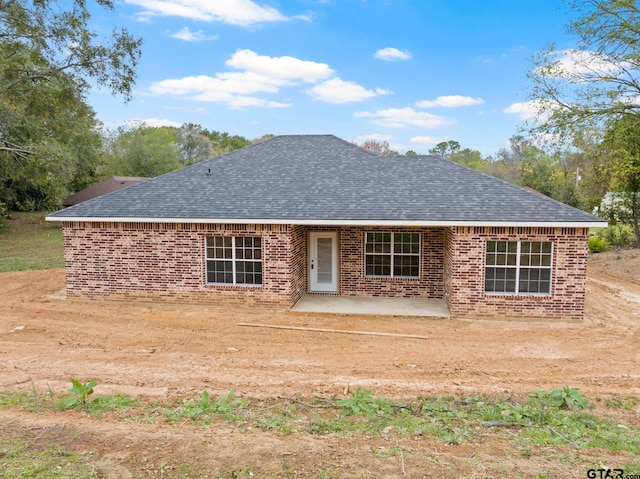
[45, 215, 607, 228]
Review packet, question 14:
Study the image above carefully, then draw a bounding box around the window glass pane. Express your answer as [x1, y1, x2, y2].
[541, 253, 551, 267]
[206, 236, 262, 286]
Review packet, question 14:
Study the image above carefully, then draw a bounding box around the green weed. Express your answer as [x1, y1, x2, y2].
[605, 395, 638, 409]
[337, 388, 391, 416]
[57, 379, 97, 410]
[166, 389, 247, 422]
[529, 385, 589, 411]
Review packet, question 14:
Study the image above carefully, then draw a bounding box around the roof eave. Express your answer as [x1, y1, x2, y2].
[45, 215, 608, 228]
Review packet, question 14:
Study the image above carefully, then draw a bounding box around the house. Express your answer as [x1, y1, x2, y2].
[63, 176, 148, 207]
[46, 135, 606, 320]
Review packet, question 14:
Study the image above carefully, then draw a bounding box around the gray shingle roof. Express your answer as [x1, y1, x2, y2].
[47, 134, 606, 226]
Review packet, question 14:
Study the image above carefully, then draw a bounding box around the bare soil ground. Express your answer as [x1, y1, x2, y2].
[1, 249, 639, 477]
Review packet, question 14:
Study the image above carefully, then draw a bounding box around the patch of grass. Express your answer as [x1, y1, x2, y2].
[0, 436, 99, 478]
[0, 384, 55, 412]
[0, 211, 63, 272]
[1, 386, 639, 461]
[165, 389, 247, 424]
[605, 395, 638, 409]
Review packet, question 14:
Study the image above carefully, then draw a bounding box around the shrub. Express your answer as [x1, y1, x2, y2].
[588, 236, 609, 253]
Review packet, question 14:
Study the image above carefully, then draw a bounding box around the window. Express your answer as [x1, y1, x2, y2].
[206, 236, 262, 285]
[365, 232, 420, 278]
[485, 240, 552, 294]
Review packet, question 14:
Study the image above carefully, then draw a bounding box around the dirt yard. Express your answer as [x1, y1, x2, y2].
[1, 248, 639, 477]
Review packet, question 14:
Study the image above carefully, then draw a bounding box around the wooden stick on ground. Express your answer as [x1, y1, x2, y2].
[238, 323, 428, 340]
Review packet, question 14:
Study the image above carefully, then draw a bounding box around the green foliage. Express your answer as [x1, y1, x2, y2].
[595, 224, 635, 246]
[605, 395, 638, 409]
[588, 235, 609, 253]
[429, 140, 461, 158]
[599, 115, 640, 243]
[100, 124, 182, 178]
[166, 389, 247, 422]
[337, 388, 391, 416]
[529, 385, 589, 411]
[0, 0, 142, 211]
[58, 379, 97, 410]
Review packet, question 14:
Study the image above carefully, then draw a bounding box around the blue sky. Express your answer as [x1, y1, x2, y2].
[89, 0, 577, 156]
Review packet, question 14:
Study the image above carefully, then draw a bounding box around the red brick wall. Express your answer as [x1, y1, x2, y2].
[62, 222, 298, 306]
[321, 226, 445, 298]
[61, 222, 589, 319]
[444, 226, 589, 320]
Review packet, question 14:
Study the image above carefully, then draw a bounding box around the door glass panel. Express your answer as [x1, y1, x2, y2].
[317, 237, 333, 284]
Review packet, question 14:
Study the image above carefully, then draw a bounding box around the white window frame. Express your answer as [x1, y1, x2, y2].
[364, 232, 420, 278]
[205, 236, 262, 286]
[484, 240, 553, 295]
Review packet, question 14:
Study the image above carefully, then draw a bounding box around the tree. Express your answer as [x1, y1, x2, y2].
[0, 0, 142, 212]
[405, 150, 417, 156]
[358, 139, 398, 156]
[598, 115, 640, 243]
[527, 0, 640, 143]
[428, 140, 460, 159]
[174, 123, 213, 165]
[207, 130, 251, 155]
[449, 148, 487, 171]
[101, 125, 181, 178]
[0, 44, 102, 210]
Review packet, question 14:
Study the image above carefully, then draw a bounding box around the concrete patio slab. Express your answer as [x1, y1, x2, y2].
[292, 295, 449, 317]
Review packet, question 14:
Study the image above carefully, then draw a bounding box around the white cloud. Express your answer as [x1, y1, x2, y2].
[307, 78, 391, 104]
[150, 72, 288, 98]
[125, 0, 287, 26]
[126, 118, 182, 128]
[226, 49, 333, 83]
[374, 47, 412, 61]
[149, 49, 334, 109]
[171, 26, 219, 41]
[539, 49, 632, 82]
[416, 95, 485, 108]
[410, 135, 445, 145]
[354, 107, 451, 128]
[225, 96, 291, 109]
[503, 100, 549, 120]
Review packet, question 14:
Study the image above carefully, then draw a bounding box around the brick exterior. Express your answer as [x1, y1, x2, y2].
[316, 226, 445, 298]
[62, 222, 297, 306]
[444, 226, 589, 320]
[61, 222, 589, 319]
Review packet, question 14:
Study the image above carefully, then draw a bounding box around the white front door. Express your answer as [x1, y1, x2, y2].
[309, 232, 338, 293]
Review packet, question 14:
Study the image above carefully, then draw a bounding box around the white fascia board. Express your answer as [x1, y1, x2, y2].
[45, 215, 608, 228]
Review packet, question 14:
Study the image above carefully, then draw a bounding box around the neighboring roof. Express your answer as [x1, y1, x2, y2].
[63, 176, 149, 207]
[48, 135, 606, 227]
